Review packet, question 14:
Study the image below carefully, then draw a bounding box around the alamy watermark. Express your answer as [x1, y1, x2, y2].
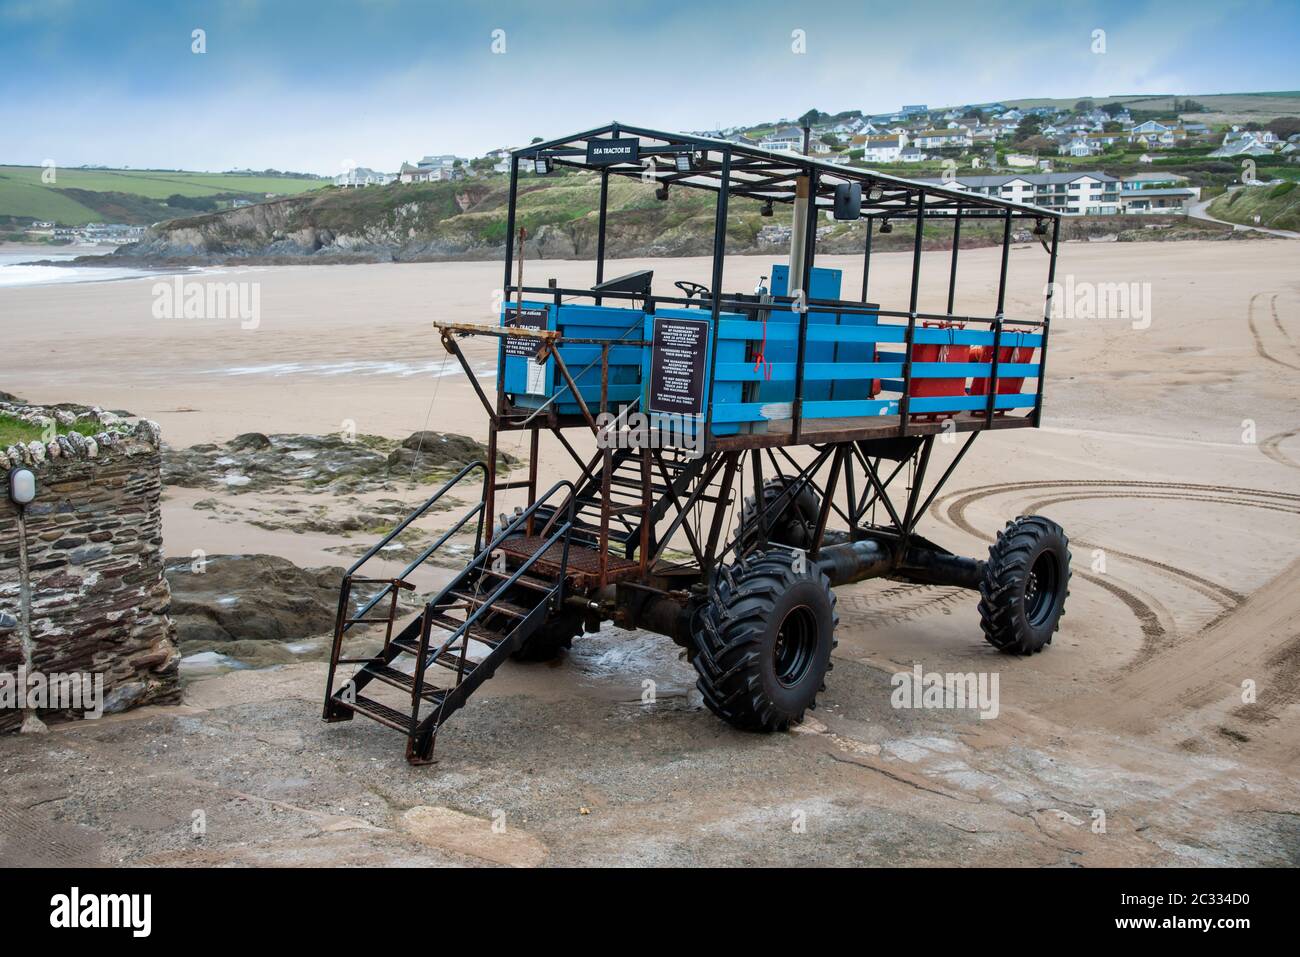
[596, 410, 703, 455]
[891, 663, 1000, 719]
[152, 277, 260, 329]
[1, 667, 104, 719]
[1046, 275, 1151, 329]
[50, 887, 151, 937]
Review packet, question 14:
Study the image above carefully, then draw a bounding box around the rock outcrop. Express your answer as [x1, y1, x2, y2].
[164, 554, 346, 647]
[162, 430, 515, 495]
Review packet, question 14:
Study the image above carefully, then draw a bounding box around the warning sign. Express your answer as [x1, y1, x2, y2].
[649, 316, 707, 415]
[504, 306, 547, 358]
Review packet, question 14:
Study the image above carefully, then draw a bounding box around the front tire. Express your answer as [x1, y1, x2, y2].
[690, 550, 838, 731]
[978, 515, 1071, 655]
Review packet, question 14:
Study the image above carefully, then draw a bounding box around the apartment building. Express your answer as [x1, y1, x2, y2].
[919, 171, 1122, 215]
[912, 128, 973, 149]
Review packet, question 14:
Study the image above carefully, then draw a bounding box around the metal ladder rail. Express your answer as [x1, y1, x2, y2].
[407, 481, 578, 730]
[323, 461, 488, 715]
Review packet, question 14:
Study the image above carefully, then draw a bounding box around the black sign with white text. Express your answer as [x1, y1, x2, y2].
[504, 306, 547, 358]
[586, 138, 639, 166]
[649, 316, 707, 415]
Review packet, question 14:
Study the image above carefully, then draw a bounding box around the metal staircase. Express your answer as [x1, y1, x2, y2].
[322, 464, 576, 765]
[535, 444, 708, 561]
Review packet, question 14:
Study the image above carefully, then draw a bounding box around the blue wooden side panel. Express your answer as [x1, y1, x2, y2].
[706, 315, 1041, 426]
[500, 293, 1042, 440]
[508, 303, 645, 414]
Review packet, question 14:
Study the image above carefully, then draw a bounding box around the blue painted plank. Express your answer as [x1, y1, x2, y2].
[719, 321, 1042, 349]
[803, 399, 900, 419]
[713, 361, 1039, 381]
[905, 393, 1038, 413]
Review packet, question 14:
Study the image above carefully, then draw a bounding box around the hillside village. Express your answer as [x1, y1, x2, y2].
[5, 95, 1297, 246]
[335, 98, 1299, 222]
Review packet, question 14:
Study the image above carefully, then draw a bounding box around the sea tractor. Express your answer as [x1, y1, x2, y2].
[323, 122, 1071, 764]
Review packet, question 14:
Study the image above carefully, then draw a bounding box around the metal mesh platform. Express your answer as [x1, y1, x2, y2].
[499, 536, 642, 588]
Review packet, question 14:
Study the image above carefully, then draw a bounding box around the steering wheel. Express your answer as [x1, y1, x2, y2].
[675, 280, 710, 301]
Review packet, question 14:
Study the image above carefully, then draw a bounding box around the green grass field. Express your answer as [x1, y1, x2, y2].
[0, 166, 327, 225]
[1208, 181, 1300, 232]
[0, 413, 103, 448]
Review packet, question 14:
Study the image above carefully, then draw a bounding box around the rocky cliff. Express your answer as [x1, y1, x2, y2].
[106, 173, 1235, 267]
[109, 174, 910, 265]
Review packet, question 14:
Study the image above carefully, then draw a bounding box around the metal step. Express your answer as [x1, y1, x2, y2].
[389, 636, 485, 674]
[338, 695, 416, 733]
[447, 590, 531, 620]
[362, 664, 449, 703]
[477, 568, 556, 593]
[392, 615, 505, 651]
[428, 612, 508, 646]
[575, 496, 643, 515]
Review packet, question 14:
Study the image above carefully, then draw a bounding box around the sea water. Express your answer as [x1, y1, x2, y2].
[0, 247, 157, 286]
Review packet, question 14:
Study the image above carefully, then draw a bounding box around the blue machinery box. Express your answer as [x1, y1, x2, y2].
[498, 268, 1042, 443]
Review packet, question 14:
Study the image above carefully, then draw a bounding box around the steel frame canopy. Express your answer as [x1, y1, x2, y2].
[498, 120, 1064, 455]
[516, 121, 1062, 222]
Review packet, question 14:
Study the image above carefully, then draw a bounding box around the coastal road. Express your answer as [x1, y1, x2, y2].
[1188, 187, 1300, 239]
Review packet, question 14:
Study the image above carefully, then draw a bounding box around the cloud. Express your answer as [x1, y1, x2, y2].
[0, 0, 1295, 171]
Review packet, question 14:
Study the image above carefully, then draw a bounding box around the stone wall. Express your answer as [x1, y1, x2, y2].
[1, 415, 179, 731]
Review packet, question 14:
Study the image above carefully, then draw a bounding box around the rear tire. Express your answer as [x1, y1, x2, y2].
[512, 611, 582, 662]
[740, 478, 821, 549]
[690, 550, 838, 731]
[978, 515, 1071, 655]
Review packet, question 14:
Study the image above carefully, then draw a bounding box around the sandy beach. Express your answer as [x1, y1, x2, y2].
[3, 238, 1299, 866]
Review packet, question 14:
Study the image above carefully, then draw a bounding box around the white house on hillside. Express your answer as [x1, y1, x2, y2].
[912, 128, 972, 149]
[335, 166, 394, 187]
[857, 135, 906, 163]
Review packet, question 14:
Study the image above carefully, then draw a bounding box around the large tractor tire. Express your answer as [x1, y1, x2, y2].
[690, 550, 838, 731]
[978, 515, 1071, 655]
[512, 610, 583, 662]
[740, 477, 821, 549]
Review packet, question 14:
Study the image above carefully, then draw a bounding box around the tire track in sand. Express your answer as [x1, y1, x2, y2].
[1248, 292, 1300, 371]
[1260, 428, 1300, 470]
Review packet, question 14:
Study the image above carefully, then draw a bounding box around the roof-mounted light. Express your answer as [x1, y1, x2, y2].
[674, 152, 693, 173]
[532, 155, 553, 175]
[760, 200, 774, 217]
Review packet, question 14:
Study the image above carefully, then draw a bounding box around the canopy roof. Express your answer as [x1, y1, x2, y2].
[517, 121, 1061, 221]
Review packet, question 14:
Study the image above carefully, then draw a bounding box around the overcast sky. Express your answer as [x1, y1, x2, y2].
[2, 0, 1296, 174]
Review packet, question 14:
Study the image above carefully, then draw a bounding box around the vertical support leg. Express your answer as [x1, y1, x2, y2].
[899, 436, 935, 554]
[897, 191, 926, 437]
[703, 452, 740, 572]
[485, 423, 499, 537]
[526, 429, 539, 535]
[749, 448, 767, 547]
[322, 576, 353, 721]
[1033, 217, 1060, 428]
[808, 445, 845, 560]
[639, 444, 652, 573]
